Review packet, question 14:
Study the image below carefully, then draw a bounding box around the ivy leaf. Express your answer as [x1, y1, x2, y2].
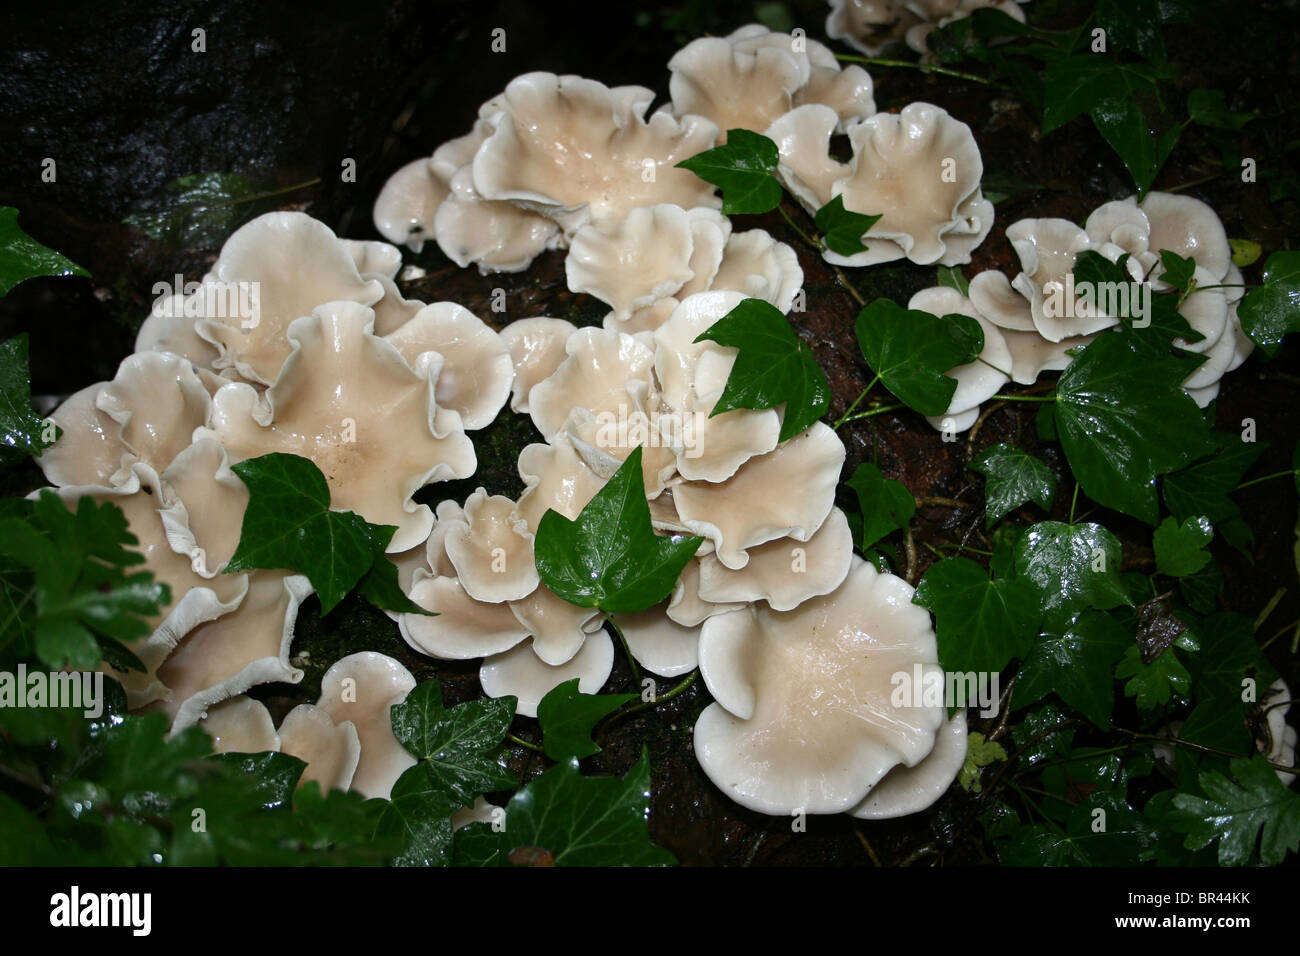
[1157, 249, 1196, 294]
[1116, 633, 1197, 709]
[0, 207, 90, 296]
[814, 195, 881, 256]
[1053, 329, 1214, 524]
[1179, 697, 1253, 756]
[694, 297, 831, 441]
[937, 264, 970, 296]
[389, 682, 518, 811]
[1169, 756, 1300, 865]
[0, 334, 59, 465]
[854, 299, 984, 416]
[1041, 56, 1164, 133]
[122, 172, 278, 248]
[224, 453, 375, 614]
[1153, 515, 1213, 577]
[535, 446, 703, 614]
[1013, 610, 1130, 730]
[1072, 251, 1203, 354]
[1230, 238, 1262, 269]
[0, 492, 169, 670]
[844, 462, 915, 551]
[1187, 88, 1258, 130]
[914, 556, 1039, 676]
[1238, 251, 1300, 357]
[373, 765, 457, 867]
[1013, 521, 1130, 631]
[998, 791, 1156, 866]
[958, 732, 1006, 793]
[675, 130, 781, 215]
[451, 749, 675, 867]
[1090, 97, 1180, 198]
[970, 443, 1056, 526]
[1012, 701, 1077, 768]
[1186, 611, 1276, 704]
[537, 678, 636, 762]
[355, 523, 433, 616]
[1163, 435, 1266, 524]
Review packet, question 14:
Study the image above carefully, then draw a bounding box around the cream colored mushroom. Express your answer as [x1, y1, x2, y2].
[198, 696, 281, 754]
[401, 575, 532, 660]
[38, 351, 211, 489]
[565, 204, 697, 319]
[694, 557, 945, 814]
[471, 72, 720, 235]
[849, 710, 968, 818]
[314, 652, 417, 800]
[667, 556, 744, 627]
[697, 507, 854, 611]
[434, 165, 563, 274]
[155, 438, 249, 578]
[499, 317, 578, 413]
[610, 604, 701, 678]
[826, 0, 920, 56]
[201, 301, 476, 553]
[478, 630, 614, 719]
[672, 422, 845, 569]
[135, 290, 221, 367]
[528, 327, 657, 441]
[383, 301, 514, 430]
[277, 703, 362, 793]
[514, 431, 608, 534]
[441, 487, 539, 603]
[195, 212, 384, 386]
[373, 158, 443, 253]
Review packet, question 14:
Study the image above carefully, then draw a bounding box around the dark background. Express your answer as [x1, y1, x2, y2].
[1, 0, 1298, 865]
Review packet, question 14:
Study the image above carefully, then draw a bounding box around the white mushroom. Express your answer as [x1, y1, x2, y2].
[196, 695, 281, 755]
[478, 629, 615, 719]
[565, 204, 697, 319]
[313, 652, 417, 800]
[441, 488, 539, 603]
[528, 327, 657, 441]
[471, 72, 721, 235]
[694, 557, 945, 814]
[277, 703, 362, 793]
[499, 317, 579, 414]
[849, 710, 968, 818]
[373, 157, 443, 253]
[611, 604, 701, 677]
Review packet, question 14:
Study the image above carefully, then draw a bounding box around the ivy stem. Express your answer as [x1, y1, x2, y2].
[853, 827, 883, 866]
[990, 393, 1056, 402]
[1260, 616, 1300, 651]
[916, 496, 968, 509]
[831, 263, 868, 307]
[1235, 469, 1298, 491]
[833, 53, 995, 86]
[602, 672, 698, 728]
[903, 525, 918, 584]
[837, 403, 905, 426]
[777, 204, 818, 250]
[606, 617, 641, 685]
[1069, 483, 1080, 525]
[1254, 587, 1286, 632]
[506, 733, 544, 754]
[1111, 725, 1299, 775]
[833, 375, 880, 428]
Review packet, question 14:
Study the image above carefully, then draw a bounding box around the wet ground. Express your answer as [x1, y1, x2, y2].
[2, 0, 1298, 865]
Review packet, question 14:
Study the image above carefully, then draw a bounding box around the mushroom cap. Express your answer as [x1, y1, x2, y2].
[196, 212, 384, 386]
[697, 507, 854, 611]
[611, 604, 701, 678]
[39, 351, 212, 489]
[203, 301, 476, 553]
[198, 696, 281, 754]
[315, 652, 417, 800]
[434, 164, 561, 274]
[1139, 191, 1232, 282]
[1005, 217, 1119, 342]
[672, 422, 845, 569]
[827, 0, 921, 56]
[373, 157, 443, 252]
[694, 557, 945, 814]
[442, 487, 539, 603]
[135, 291, 221, 367]
[479, 629, 614, 719]
[709, 229, 803, 314]
[499, 317, 579, 414]
[341, 239, 404, 281]
[507, 584, 605, 667]
[514, 431, 607, 534]
[383, 301, 514, 430]
[849, 710, 968, 818]
[401, 574, 532, 660]
[277, 703, 362, 793]
[528, 326, 657, 441]
[471, 72, 720, 235]
[565, 204, 697, 318]
[156, 438, 249, 578]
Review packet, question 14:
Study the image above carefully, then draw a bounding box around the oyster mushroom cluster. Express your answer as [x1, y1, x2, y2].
[922, 191, 1254, 431]
[36, 211, 514, 733]
[826, 0, 1030, 58]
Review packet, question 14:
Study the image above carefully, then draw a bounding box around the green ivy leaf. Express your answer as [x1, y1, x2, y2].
[0, 334, 59, 465]
[355, 523, 433, 616]
[1053, 330, 1214, 524]
[844, 462, 915, 551]
[694, 297, 831, 441]
[373, 765, 457, 867]
[537, 678, 636, 762]
[1238, 251, 1300, 357]
[224, 452, 376, 614]
[1090, 98, 1180, 198]
[1012, 701, 1077, 768]
[1163, 434, 1266, 524]
[854, 299, 984, 416]
[1116, 633, 1197, 709]
[970, 443, 1056, 526]
[122, 172, 279, 248]
[1157, 249, 1196, 293]
[451, 749, 676, 866]
[914, 556, 1039, 676]
[1187, 88, 1259, 130]
[1153, 515, 1213, 577]
[998, 791, 1156, 865]
[1013, 609, 1130, 730]
[534, 446, 703, 614]
[1229, 238, 1262, 268]
[389, 682, 517, 810]
[1185, 611, 1276, 704]
[937, 264, 971, 296]
[958, 732, 1006, 793]
[1169, 756, 1300, 865]
[675, 129, 781, 215]
[1013, 521, 1130, 630]
[0, 207, 90, 296]
[1178, 697, 1253, 756]
[813, 195, 881, 256]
